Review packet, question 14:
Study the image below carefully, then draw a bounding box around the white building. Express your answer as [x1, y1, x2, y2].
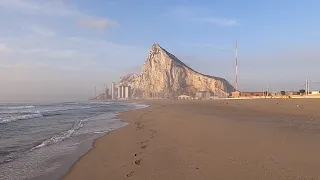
[311, 91, 320, 95]
[178, 95, 193, 100]
[111, 82, 115, 100]
[125, 86, 131, 99]
[121, 86, 125, 98]
[118, 86, 121, 99]
[117, 85, 131, 99]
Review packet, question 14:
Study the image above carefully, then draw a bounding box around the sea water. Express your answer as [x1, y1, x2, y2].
[0, 102, 148, 180]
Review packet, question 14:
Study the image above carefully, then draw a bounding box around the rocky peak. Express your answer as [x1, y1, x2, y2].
[118, 43, 234, 99]
[151, 42, 162, 51]
[147, 43, 167, 63]
[145, 43, 185, 70]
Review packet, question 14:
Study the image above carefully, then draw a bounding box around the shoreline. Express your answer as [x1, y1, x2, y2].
[32, 137, 95, 180]
[59, 130, 115, 180]
[63, 99, 320, 180]
[62, 101, 163, 180]
[29, 102, 150, 180]
[59, 106, 151, 180]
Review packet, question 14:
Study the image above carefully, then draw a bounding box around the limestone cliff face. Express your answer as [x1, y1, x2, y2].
[119, 44, 234, 98]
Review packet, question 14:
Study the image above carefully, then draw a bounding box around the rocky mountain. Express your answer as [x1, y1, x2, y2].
[118, 43, 234, 99]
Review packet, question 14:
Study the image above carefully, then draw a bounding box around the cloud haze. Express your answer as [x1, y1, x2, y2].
[76, 17, 118, 30]
[0, 0, 147, 103]
[0, 43, 12, 53]
[26, 25, 56, 37]
[163, 6, 240, 27]
[0, 0, 80, 16]
[196, 17, 239, 26]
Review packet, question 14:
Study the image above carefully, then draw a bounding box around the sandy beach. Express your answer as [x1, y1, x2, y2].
[63, 99, 320, 180]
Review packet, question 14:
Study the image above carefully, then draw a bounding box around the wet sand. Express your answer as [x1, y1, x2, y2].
[63, 99, 320, 180]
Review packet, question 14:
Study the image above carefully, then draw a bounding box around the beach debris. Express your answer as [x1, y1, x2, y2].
[127, 171, 134, 177]
[296, 104, 300, 108]
[134, 153, 137, 156]
[141, 145, 148, 149]
[134, 159, 141, 165]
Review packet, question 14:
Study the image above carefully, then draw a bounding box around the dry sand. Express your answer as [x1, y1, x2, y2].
[63, 99, 320, 180]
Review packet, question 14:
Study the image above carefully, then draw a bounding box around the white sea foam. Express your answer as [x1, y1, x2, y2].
[2, 106, 93, 117]
[42, 106, 92, 113]
[0, 111, 43, 124]
[129, 103, 150, 109]
[1, 105, 35, 110]
[30, 119, 84, 151]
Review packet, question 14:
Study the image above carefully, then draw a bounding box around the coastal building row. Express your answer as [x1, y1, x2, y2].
[231, 90, 320, 98]
[95, 81, 320, 100]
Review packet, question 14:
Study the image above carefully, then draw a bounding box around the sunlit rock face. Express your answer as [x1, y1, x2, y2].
[118, 44, 234, 99]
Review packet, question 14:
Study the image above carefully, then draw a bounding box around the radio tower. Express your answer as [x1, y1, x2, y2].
[235, 40, 238, 91]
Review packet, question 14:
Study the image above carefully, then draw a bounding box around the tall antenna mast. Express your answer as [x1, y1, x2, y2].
[236, 40, 238, 91]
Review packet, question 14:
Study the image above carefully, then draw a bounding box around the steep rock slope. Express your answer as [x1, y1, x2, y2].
[119, 44, 234, 98]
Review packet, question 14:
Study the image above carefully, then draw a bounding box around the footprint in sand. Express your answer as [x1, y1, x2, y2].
[140, 140, 149, 144]
[134, 152, 143, 156]
[136, 125, 145, 131]
[134, 159, 141, 165]
[141, 145, 148, 149]
[150, 129, 157, 138]
[150, 129, 156, 135]
[127, 171, 134, 177]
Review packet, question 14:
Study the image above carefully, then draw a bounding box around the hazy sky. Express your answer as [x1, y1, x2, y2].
[0, 0, 319, 102]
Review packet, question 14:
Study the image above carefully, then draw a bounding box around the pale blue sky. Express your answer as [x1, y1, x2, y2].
[0, 0, 319, 102]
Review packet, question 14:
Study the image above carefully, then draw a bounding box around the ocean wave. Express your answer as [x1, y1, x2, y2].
[30, 119, 84, 151]
[62, 102, 81, 105]
[0, 106, 94, 124]
[0, 150, 11, 157]
[41, 106, 92, 113]
[41, 112, 62, 117]
[1, 106, 92, 115]
[91, 130, 110, 134]
[0, 105, 35, 110]
[0, 111, 43, 124]
[127, 103, 149, 109]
